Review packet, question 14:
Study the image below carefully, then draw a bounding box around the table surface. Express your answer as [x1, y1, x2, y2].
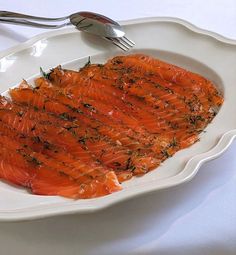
[0, 1, 236, 254]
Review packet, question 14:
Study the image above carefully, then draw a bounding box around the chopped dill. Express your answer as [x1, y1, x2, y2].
[40, 67, 50, 79]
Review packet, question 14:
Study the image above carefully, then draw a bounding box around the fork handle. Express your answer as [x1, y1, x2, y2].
[0, 11, 68, 22]
[0, 18, 70, 29]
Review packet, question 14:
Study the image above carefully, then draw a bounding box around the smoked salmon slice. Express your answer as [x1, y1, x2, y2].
[0, 54, 223, 199]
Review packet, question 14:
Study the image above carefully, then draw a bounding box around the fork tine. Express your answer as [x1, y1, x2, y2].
[117, 37, 133, 49]
[105, 36, 135, 51]
[106, 37, 129, 51]
[113, 38, 131, 51]
[122, 36, 135, 46]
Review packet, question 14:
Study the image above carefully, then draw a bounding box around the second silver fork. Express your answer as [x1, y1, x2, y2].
[0, 11, 135, 51]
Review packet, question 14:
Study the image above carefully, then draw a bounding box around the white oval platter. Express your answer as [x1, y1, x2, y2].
[0, 17, 236, 221]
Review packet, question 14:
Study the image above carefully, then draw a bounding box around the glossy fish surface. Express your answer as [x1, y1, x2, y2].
[0, 54, 223, 199]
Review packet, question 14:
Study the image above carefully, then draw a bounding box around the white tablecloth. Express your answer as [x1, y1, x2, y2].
[0, 1, 235, 254]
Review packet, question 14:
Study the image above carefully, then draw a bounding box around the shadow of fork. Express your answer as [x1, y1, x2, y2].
[0, 24, 28, 43]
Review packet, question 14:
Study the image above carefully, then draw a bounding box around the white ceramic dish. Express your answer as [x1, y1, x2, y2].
[1, 17, 236, 221]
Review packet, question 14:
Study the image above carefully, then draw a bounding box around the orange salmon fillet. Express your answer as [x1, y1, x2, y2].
[0, 54, 223, 198]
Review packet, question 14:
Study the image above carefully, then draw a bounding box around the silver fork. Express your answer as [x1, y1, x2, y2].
[0, 11, 135, 51]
